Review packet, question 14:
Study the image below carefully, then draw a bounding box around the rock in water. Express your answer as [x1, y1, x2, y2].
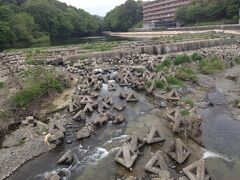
[57, 150, 74, 165]
[76, 127, 91, 140]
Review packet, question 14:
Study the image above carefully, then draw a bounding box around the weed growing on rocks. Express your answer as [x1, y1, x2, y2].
[165, 75, 184, 87]
[11, 66, 69, 107]
[180, 109, 190, 116]
[191, 53, 203, 62]
[174, 54, 191, 65]
[0, 82, 4, 89]
[155, 57, 172, 72]
[176, 67, 198, 82]
[154, 80, 165, 89]
[199, 56, 225, 74]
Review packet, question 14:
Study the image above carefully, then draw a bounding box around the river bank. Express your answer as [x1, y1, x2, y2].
[0, 41, 240, 180]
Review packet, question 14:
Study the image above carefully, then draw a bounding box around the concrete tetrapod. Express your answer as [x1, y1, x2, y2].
[167, 107, 180, 122]
[146, 126, 165, 144]
[145, 151, 168, 174]
[128, 132, 145, 152]
[115, 143, 138, 169]
[183, 160, 211, 180]
[167, 89, 181, 101]
[167, 138, 191, 164]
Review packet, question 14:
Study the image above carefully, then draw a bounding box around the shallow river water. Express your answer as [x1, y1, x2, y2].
[8, 83, 240, 180]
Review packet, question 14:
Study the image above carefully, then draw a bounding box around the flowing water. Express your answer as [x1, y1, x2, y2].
[8, 82, 240, 180]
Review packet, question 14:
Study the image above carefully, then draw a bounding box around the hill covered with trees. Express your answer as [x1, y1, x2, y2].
[176, 0, 240, 25]
[0, 0, 102, 49]
[104, 0, 143, 32]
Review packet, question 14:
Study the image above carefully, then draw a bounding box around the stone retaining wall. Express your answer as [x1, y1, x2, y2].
[65, 38, 236, 61]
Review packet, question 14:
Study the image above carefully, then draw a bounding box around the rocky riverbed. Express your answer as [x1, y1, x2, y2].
[0, 43, 240, 180]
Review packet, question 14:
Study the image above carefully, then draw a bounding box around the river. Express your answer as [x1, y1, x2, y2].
[7, 75, 240, 180]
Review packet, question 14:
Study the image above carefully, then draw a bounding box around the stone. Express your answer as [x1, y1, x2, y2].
[113, 103, 126, 111]
[128, 132, 145, 152]
[113, 113, 126, 124]
[108, 82, 117, 91]
[183, 160, 211, 180]
[94, 113, 108, 125]
[115, 143, 138, 169]
[159, 101, 167, 108]
[119, 92, 128, 99]
[57, 150, 74, 165]
[145, 151, 168, 174]
[146, 126, 165, 144]
[44, 172, 61, 180]
[167, 138, 191, 164]
[76, 127, 91, 140]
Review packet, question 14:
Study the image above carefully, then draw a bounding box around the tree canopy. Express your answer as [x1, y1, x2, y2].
[104, 0, 143, 32]
[176, 0, 240, 25]
[0, 0, 101, 49]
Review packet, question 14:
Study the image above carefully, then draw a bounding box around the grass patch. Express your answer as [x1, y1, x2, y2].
[181, 98, 194, 108]
[191, 53, 203, 62]
[233, 99, 240, 108]
[154, 80, 165, 89]
[79, 55, 88, 60]
[11, 67, 69, 107]
[0, 81, 4, 89]
[83, 42, 121, 51]
[145, 81, 152, 88]
[176, 68, 198, 82]
[234, 57, 240, 64]
[155, 57, 172, 72]
[180, 109, 190, 116]
[199, 57, 225, 74]
[134, 67, 144, 73]
[166, 75, 184, 87]
[19, 139, 26, 146]
[174, 54, 191, 65]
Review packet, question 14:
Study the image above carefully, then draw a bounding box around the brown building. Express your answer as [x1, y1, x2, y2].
[143, 0, 192, 28]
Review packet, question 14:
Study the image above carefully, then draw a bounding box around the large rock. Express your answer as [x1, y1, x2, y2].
[76, 126, 92, 140]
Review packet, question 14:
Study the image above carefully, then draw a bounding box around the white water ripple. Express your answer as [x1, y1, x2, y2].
[202, 149, 232, 162]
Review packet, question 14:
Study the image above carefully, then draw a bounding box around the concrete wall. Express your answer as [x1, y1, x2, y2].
[65, 38, 236, 61]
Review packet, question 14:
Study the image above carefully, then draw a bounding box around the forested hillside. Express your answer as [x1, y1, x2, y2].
[104, 0, 143, 32]
[176, 0, 240, 25]
[0, 0, 101, 49]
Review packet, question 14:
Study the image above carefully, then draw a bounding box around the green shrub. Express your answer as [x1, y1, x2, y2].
[199, 57, 225, 74]
[165, 75, 184, 87]
[154, 80, 165, 89]
[155, 57, 172, 72]
[233, 99, 240, 108]
[191, 53, 203, 61]
[176, 68, 198, 82]
[11, 67, 68, 107]
[174, 54, 191, 65]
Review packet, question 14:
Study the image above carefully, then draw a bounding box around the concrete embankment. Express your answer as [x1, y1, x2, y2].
[65, 38, 236, 61]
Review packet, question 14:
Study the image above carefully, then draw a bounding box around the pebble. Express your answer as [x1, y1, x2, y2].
[67, 140, 72, 144]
